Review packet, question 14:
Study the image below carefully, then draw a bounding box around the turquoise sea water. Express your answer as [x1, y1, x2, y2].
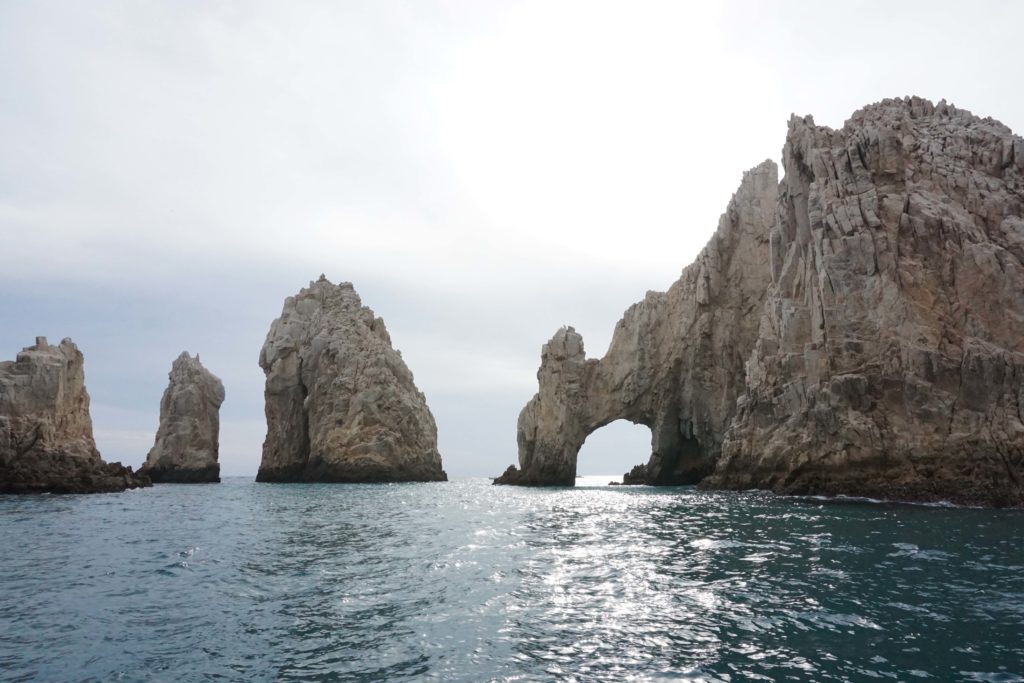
[0, 478, 1022, 682]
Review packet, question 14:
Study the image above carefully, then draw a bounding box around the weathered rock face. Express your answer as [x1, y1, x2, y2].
[0, 337, 150, 494]
[139, 353, 225, 483]
[500, 97, 1024, 506]
[708, 97, 1024, 506]
[257, 276, 447, 483]
[497, 161, 778, 485]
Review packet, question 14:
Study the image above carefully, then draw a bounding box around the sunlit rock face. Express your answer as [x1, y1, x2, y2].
[500, 97, 1024, 506]
[497, 161, 778, 486]
[709, 97, 1024, 506]
[0, 337, 150, 494]
[257, 276, 447, 483]
[140, 352, 224, 483]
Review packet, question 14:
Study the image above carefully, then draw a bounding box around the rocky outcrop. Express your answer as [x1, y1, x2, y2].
[139, 353, 224, 483]
[707, 97, 1024, 506]
[257, 276, 447, 483]
[499, 97, 1024, 506]
[0, 337, 150, 494]
[497, 161, 778, 485]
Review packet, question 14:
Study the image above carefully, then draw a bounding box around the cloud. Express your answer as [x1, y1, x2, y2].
[3, 0, 1024, 477]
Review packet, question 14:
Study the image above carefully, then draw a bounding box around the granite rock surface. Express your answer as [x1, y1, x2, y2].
[140, 352, 225, 483]
[0, 337, 150, 493]
[257, 276, 446, 483]
[499, 97, 1024, 506]
[498, 161, 778, 486]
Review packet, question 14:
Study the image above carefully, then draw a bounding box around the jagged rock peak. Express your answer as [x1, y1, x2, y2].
[0, 337, 150, 494]
[139, 352, 225, 483]
[709, 95, 1024, 506]
[257, 276, 446, 483]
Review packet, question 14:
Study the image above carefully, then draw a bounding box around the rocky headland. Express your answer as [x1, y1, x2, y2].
[497, 97, 1024, 507]
[256, 276, 447, 483]
[139, 352, 225, 483]
[0, 337, 151, 494]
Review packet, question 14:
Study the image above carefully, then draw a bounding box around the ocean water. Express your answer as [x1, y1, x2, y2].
[1, 478, 1022, 682]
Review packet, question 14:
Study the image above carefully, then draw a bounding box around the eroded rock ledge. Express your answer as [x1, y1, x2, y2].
[498, 97, 1024, 507]
[257, 276, 447, 483]
[139, 352, 225, 483]
[0, 337, 150, 494]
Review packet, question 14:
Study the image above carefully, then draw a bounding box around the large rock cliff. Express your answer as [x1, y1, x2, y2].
[708, 98, 1024, 506]
[139, 352, 225, 483]
[0, 337, 150, 494]
[499, 97, 1024, 506]
[257, 276, 447, 483]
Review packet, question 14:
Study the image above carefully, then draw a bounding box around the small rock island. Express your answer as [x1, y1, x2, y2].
[498, 96, 1024, 507]
[0, 337, 150, 494]
[256, 276, 447, 483]
[139, 352, 225, 483]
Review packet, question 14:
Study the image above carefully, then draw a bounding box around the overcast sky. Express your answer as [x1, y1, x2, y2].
[2, 1, 1023, 478]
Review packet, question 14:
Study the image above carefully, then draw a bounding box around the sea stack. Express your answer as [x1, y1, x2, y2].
[139, 352, 225, 483]
[0, 337, 151, 493]
[256, 276, 447, 483]
[498, 96, 1024, 507]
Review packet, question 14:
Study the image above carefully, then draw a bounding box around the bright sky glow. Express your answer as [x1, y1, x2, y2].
[2, 1, 1023, 476]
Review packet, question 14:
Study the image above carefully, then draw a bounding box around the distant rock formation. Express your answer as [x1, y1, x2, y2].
[0, 337, 150, 494]
[139, 352, 225, 483]
[256, 276, 447, 483]
[499, 97, 1024, 507]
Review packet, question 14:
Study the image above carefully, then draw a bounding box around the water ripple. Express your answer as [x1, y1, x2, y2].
[0, 479, 1022, 681]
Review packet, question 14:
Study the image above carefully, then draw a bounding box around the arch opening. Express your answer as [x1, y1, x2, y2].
[575, 419, 652, 485]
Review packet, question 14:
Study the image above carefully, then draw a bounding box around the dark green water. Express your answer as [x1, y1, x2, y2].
[0, 478, 1021, 682]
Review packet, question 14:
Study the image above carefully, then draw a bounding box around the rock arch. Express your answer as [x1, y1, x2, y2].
[498, 98, 1024, 506]
[496, 161, 779, 485]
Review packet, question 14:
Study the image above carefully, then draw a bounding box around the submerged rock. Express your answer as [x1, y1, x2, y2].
[257, 276, 447, 483]
[499, 97, 1024, 507]
[139, 353, 225, 483]
[0, 337, 150, 494]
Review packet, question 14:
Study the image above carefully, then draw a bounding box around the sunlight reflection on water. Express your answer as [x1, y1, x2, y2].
[0, 478, 1021, 682]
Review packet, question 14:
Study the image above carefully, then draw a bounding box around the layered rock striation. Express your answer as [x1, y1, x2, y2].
[0, 337, 150, 494]
[139, 353, 225, 483]
[499, 97, 1024, 506]
[257, 276, 447, 483]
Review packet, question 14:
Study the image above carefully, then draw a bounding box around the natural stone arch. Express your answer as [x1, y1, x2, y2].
[496, 161, 779, 486]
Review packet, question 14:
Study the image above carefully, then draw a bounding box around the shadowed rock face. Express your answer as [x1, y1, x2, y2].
[498, 161, 778, 486]
[0, 337, 150, 494]
[499, 97, 1024, 506]
[140, 353, 225, 483]
[257, 276, 447, 483]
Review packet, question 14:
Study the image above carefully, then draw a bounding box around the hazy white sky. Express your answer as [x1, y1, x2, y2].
[2, 1, 1023, 477]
